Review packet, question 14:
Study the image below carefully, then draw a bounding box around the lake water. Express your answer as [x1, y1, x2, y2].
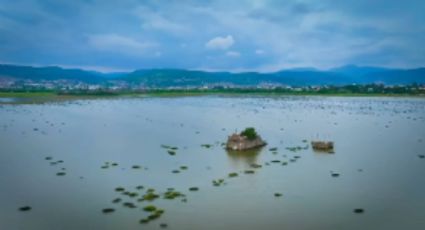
[1, 96, 424, 230]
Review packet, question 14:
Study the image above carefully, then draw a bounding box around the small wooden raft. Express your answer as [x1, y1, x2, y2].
[311, 141, 334, 153]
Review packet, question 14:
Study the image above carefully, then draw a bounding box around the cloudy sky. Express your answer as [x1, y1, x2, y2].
[0, 0, 424, 72]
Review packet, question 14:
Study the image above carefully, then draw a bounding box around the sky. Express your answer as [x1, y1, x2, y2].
[0, 0, 424, 72]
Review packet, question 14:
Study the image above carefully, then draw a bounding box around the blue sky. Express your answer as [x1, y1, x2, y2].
[0, 0, 424, 72]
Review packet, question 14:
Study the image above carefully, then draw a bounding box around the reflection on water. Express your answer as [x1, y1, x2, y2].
[0, 96, 424, 230]
[226, 147, 262, 167]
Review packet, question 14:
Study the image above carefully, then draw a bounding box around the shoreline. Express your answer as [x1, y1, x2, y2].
[1, 91, 425, 104]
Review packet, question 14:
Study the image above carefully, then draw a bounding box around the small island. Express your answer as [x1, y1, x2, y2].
[226, 127, 267, 151]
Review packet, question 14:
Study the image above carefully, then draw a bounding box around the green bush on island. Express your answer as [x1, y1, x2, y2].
[240, 127, 258, 140]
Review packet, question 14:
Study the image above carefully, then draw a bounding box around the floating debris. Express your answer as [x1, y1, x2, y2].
[132, 165, 141, 169]
[269, 147, 278, 151]
[418, 155, 425, 159]
[45, 157, 52, 160]
[201, 144, 212, 148]
[56, 172, 66, 176]
[274, 193, 282, 197]
[160, 223, 168, 228]
[171, 170, 180, 174]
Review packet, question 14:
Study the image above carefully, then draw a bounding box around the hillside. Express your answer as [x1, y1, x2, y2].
[1, 64, 424, 87]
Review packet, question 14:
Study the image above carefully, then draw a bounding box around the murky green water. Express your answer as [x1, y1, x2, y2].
[1, 96, 424, 230]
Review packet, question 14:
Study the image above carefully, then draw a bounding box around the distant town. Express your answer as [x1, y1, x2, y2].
[1, 78, 424, 96]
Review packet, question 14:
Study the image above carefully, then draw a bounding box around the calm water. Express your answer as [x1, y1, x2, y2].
[0, 96, 424, 230]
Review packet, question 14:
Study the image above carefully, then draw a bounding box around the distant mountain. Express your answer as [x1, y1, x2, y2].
[330, 65, 390, 76]
[0, 64, 424, 87]
[0, 64, 105, 83]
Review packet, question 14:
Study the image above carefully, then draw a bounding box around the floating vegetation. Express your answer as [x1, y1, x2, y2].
[123, 202, 137, 208]
[136, 185, 144, 190]
[167, 150, 176, 156]
[269, 147, 278, 151]
[282, 162, 288, 166]
[111, 162, 118, 166]
[271, 160, 281, 163]
[250, 163, 262, 168]
[163, 190, 184, 200]
[160, 223, 168, 228]
[274, 193, 283, 197]
[171, 170, 180, 174]
[128, 192, 139, 198]
[353, 208, 364, 214]
[201, 144, 212, 148]
[244, 170, 255, 174]
[45, 156, 52, 160]
[285, 146, 307, 152]
[140, 209, 165, 224]
[188, 187, 199, 191]
[132, 165, 141, 169]
[228, 172, 238, 178]
[180, 166, 188, 170]
[418, 154, 425, 159]
[115, 187, 125, 192]
[102, 208, 115, 214]
[143, 205, 157, 212]
[331, 172, 340, 177]
[112, 198, 121, 203]
[142, 192, 160, 201]
[56, 172, 66, 176]
[18, 206, 31, 212]
[212, 179, 225, 186]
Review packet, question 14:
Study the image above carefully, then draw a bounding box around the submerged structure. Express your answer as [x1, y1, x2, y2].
[311, 141, 334, 153]
[226, 128, 267, 151]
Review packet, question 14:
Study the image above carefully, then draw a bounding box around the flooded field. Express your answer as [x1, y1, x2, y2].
[0, 96, 424, 230]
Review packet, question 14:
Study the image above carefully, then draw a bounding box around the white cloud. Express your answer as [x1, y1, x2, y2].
[88, 34, 156, 55]
[226, 51, 240, 57]
[255, 49, 265, 55]
[205, 35, 234, 50]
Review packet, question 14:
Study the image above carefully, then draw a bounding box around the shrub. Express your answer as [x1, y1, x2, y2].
[240, 127, 258, 140]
